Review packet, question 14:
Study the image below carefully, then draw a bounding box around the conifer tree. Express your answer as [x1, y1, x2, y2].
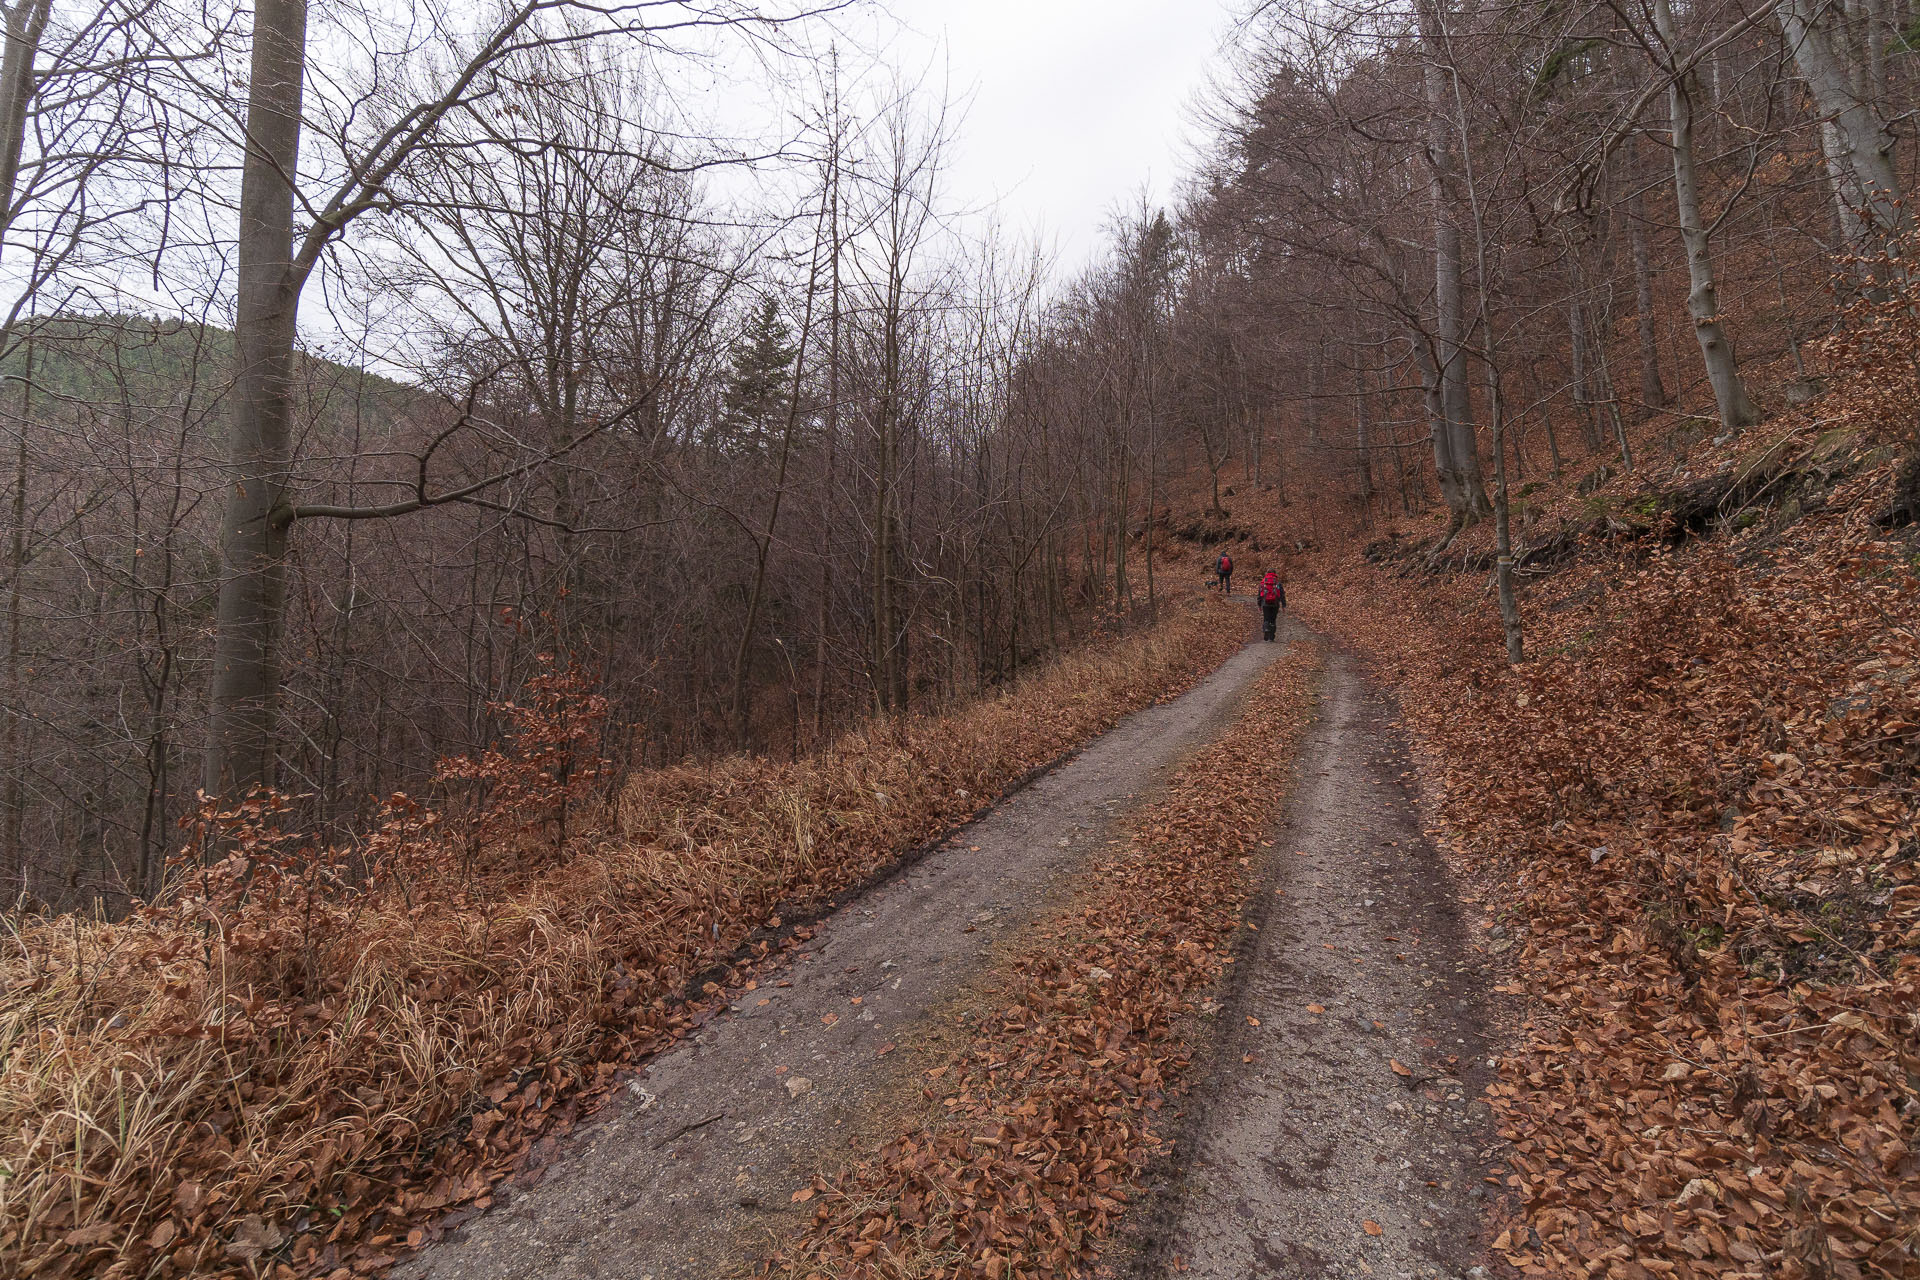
[715, 296, 797, 454]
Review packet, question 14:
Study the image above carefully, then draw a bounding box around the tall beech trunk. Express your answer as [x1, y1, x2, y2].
[1781, 0, 1907, 243]
[1655, 0, 1760, 433]
[205, 0, 308, 797]
[0, 0, 50, 220]
[1417, 0, 1488, 519]
[1415, 335, 1465, 513]
[1487, 368, 1524, 663]
[1435, 217, 1488, 514]
[1569, 297, 1600, 449]
[1354, 353, 1374, 512]
[1820, 120, 1870, 248]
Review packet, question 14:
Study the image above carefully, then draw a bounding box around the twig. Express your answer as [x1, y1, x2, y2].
[654, 1111, 724, 1149]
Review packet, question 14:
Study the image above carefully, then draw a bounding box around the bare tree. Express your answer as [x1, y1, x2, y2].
[203, 0, 844, 796]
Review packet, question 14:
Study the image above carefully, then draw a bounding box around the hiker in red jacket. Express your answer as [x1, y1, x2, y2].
[1215, 550, 1234, 594]
[1257, 568, 1286, 641]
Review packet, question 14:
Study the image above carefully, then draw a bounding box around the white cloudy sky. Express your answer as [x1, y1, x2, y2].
[875, 0, 1243, 268]
[289, 1, 1247, 359]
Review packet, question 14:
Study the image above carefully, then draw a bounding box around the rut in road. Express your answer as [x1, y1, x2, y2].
[1126, 641, 1503, 1280]
[401, 631, 1289, 1280]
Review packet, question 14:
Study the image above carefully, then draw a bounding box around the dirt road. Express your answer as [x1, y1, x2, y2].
[1128, 644, 1501, 1280]
[400, 625, 1500, 1280]
[402, 634, 1289, 1280]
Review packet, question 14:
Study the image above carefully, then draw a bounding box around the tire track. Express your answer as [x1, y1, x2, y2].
[1128, 641, 1504, 1280]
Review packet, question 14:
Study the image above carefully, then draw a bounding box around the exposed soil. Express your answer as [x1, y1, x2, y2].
[400, 633, 1290, 1280]
[1122, 644, 1507, 1280]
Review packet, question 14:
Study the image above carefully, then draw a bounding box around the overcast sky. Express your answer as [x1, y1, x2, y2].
[878, 0, 1242, 270]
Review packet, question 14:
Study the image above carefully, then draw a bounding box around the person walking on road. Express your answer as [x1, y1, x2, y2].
[1215, 550, 1234, 594]
[1257, 567, 1286, 641]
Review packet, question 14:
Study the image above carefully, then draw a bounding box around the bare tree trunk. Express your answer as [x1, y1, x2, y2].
[1203, 425, 1224, 514]
[1488, 368, 1524, 663]
[1304, 342, 1322, 447]
[0, 1, 52, 891]
[1417, 0, 1488, 519]
[205, 0, 308, 797]
[1866, 0, 1888, 102]
[1820, 120, 1870, 248]
[815, 80, 845, 742]
[1354, 349, 1374, 513]
[1780, 0, 1907, 241]
[731, 184, 831, 742]
[1595, 337, 1633, 468]
[1569, 297, 1601, 449]
[1395, 416, 1415, 515]
[1628, 191, 1670, 410]
[1655, 0, 1761, 433]
[1144, 347, 1158, 616]
[1415, 336, 1465, 512]
[3, 335, 26, 893]
[1248, 402, 1262, 487]
[138, 406, 197, 898]
[872, 386, 893, 712]
[1112, 437, 1129, 604]
[1435, 223, 1486, 512]
[0, 0, 50, 218]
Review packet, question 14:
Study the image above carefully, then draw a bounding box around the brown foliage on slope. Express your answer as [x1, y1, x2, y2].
[1296, 430, 1920, 1279]
[0, 594, 1243, 1280]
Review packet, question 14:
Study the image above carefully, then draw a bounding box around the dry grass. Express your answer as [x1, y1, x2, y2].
[0, 589, 1244, 1280]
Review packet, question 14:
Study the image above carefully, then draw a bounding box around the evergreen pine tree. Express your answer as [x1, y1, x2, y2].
[713, 295, 796, 454]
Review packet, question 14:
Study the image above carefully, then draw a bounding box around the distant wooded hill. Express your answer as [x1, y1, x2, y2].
[0, 315, 417, 433]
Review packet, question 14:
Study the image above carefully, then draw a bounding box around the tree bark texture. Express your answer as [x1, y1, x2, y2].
[1655, 0, 1760, 434]
[1780, 0, 1907, 242]
[1628, 193, 1670, 410]
[1417, 0, 1489, 518]
[205, 0, 308, 797]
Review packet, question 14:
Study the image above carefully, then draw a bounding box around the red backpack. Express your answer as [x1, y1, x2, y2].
[1217, 553, 1232, 574]
[1259, 571, 1281, 603]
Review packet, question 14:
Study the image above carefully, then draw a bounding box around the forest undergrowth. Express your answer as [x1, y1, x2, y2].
[763, 644, 1320, 1280]
[1290, 293, 1920, 1279]
[0, 587, 1243, 1280]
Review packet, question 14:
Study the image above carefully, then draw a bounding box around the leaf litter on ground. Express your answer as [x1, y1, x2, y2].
[761, 644, 1322, 1280]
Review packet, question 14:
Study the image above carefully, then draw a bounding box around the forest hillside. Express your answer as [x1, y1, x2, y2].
[1286, 336, 1919, 1277]
[2, 0, 1918, 1277]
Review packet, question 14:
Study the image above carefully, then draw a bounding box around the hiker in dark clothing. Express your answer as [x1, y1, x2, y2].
[1257, 568, 1286, 641]
[1215, 550, 1234, 594]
